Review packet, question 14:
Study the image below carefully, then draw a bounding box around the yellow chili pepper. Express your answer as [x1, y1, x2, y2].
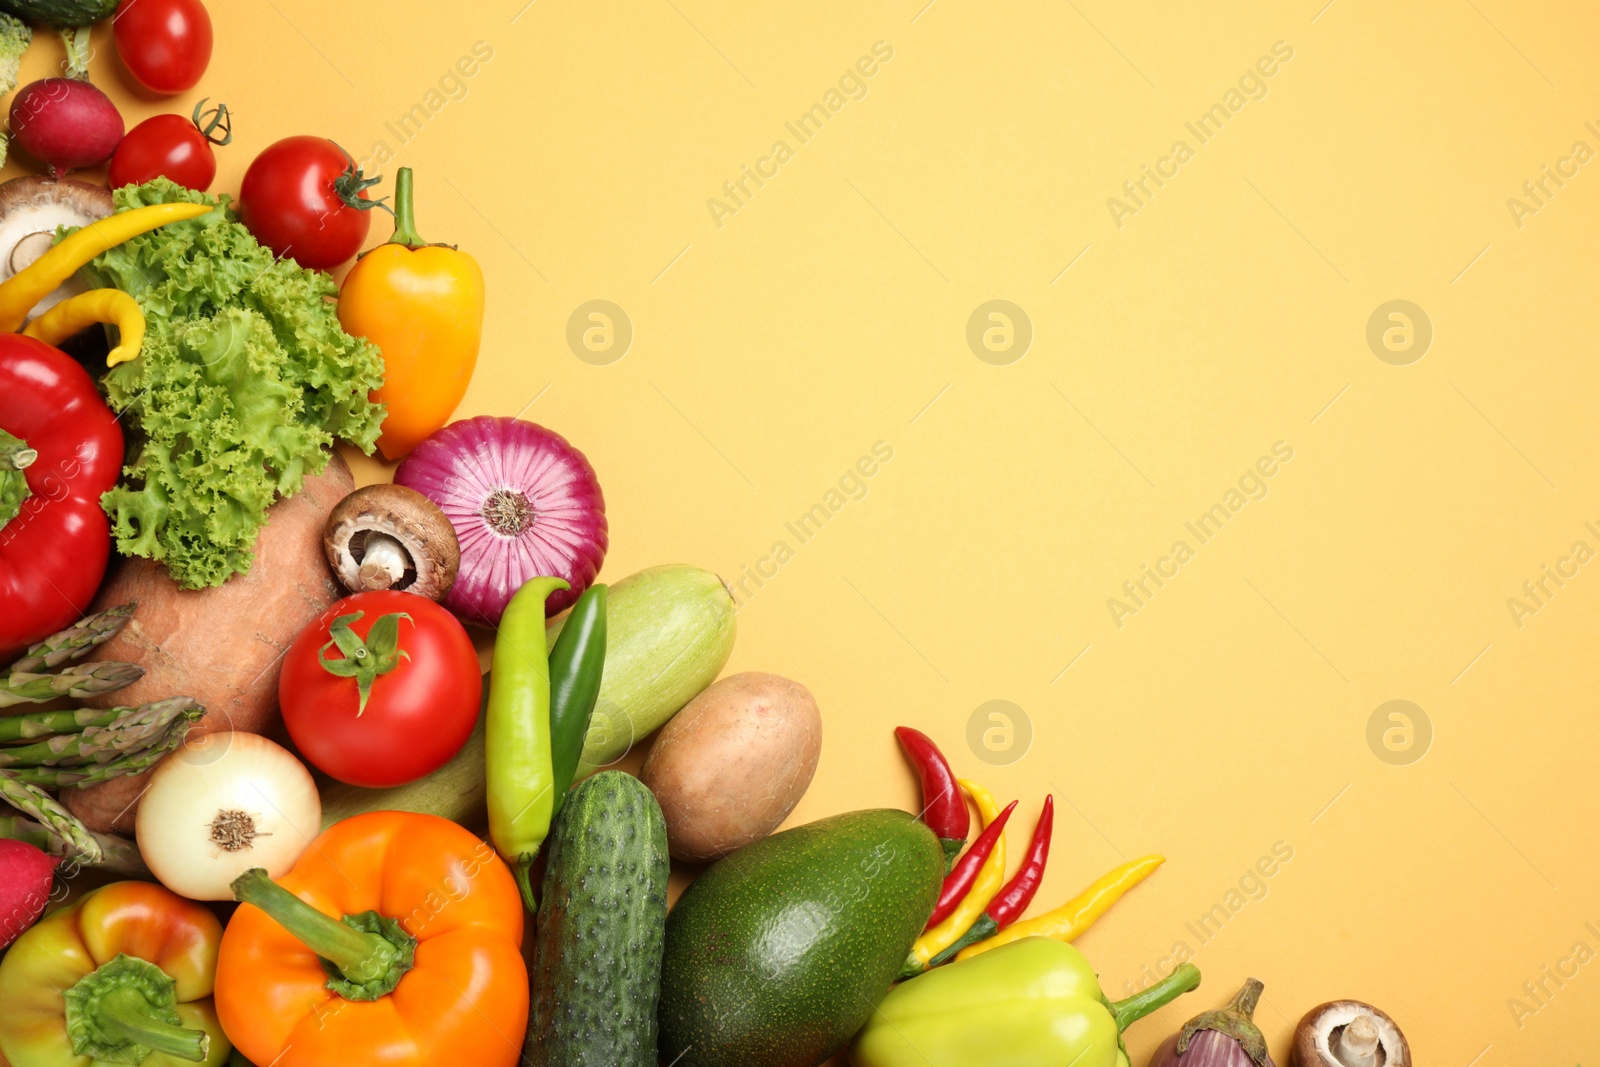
[955, 853, 1165, 962]
[0, 201, 212, 334]
[911, 779, 1007, 968]
[24, 290, 147, 366]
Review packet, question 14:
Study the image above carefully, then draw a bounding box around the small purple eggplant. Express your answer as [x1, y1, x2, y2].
[1149, 977, 1275, 1067]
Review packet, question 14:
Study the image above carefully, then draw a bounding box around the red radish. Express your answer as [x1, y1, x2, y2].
[0, 838, 57, 950]
[9, 30, 125, 179]
[10, 78, 125, 178]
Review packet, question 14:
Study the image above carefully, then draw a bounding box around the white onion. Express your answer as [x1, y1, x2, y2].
[135, 732, 322, 901]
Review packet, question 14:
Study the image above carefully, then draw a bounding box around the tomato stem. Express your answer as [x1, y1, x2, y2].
[316, 610, 411, 715]
[333, 145, 389, 215]
[191, 99, 233, 146]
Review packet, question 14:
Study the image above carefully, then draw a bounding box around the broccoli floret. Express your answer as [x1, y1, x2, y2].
[0, 12, 31, 97]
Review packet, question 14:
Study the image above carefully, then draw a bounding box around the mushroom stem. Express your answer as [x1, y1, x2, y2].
[1332, 1014, 1380, 1067]
[356, 533, 411, 591]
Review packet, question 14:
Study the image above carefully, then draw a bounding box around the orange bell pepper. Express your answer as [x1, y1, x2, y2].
[215, 811, 527, 1067]
[0, 881, 228, 1066]
[339, 167, 484, 461]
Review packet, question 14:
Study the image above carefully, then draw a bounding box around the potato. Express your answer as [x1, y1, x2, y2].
[640, 671, 822, 862]
[62, 454, 354, 834]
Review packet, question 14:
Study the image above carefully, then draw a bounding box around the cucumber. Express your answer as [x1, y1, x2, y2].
[546, 564, 735, 775]
[0, 0, 118, 26]
[525, 771, 669, 1066]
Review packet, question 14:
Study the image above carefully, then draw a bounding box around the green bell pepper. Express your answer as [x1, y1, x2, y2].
[851, 937, 1200, 1067]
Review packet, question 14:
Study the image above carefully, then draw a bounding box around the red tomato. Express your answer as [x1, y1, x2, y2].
[279, 591, 482, 788]
[238, 136, 378, 270]
[108, 102, 230, 190]
[114, 0, 213, 94]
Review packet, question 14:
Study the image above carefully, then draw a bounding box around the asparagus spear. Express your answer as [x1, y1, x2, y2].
[4, 730, 187, 788]
[0, 705, 123, 742]
[0, 772, 102, 865]
[8, 604, 136, 675]
[0, 698, 203, 768]
[0, 814, 147, 875]
[0, 661, 144, 708]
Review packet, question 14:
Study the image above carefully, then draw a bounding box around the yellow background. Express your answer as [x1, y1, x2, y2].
[11, 0, 1600, 1063]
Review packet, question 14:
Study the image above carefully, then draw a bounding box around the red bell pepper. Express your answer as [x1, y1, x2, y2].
[0, 337, 123, 660]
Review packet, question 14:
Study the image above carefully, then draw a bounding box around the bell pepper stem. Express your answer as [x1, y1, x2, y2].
[232, 868, 400, 984]
[387, 168, 427, 247]
[0, 438, 35, 470]
[1111, 963, 1202, 1032]
[95, 987, 209, 1062]
[0, 429, 34, 527]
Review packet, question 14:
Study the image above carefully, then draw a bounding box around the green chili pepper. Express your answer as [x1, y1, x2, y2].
[486, 575, 569, 911]
[547, 583, 606, 819]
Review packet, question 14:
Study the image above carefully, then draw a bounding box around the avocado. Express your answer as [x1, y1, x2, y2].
[0, 0, 118, 27]
[658, 808, 944, 1067]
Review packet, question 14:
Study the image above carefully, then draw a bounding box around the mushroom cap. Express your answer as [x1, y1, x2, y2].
[0, 177, 115, 319]
[323, 483, 461, 601]
[1290, 1000, 1409, 1067]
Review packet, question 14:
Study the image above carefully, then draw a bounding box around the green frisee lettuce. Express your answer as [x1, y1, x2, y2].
[84, 179, 385, 589]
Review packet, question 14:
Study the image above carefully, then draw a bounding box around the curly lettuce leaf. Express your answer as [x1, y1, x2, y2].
[85, 179, 384, 589]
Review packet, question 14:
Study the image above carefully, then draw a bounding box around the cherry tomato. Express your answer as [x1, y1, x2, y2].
[279, 590, 482, 788]
[238, 136, 380, 270]
[108, 99, 231, 191]
[114, 0, 213, 94]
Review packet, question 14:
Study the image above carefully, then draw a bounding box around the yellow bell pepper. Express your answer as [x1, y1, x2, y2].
[0, 881, 229, 1066]
[338, 167, 484, 461]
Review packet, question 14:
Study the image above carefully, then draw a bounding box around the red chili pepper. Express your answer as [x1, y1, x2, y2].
[922, 800, 1016, 932]
[929, 795, 1053, 965]
[895, 726, 969, 866]
[0, 338, 123, 659]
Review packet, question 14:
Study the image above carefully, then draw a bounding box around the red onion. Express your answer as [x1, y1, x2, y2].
[395, 416, 606, 626]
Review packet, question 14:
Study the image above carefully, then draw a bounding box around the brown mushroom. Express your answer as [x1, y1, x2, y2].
[1290, 1001, 1409, 1067]
[322, 484, 460, 600]
[0, 177, 114, 318]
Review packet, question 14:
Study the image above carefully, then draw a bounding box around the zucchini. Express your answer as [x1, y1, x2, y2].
[524, 771, 669, 1067]
[546, 564, 735, 775]
[0, 0, 118, 27]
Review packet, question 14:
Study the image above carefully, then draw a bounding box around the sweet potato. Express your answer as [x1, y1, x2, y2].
[62, 454, 353, 834]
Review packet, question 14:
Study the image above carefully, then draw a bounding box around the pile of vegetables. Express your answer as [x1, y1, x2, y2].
[0, 6, 1418, 1067]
